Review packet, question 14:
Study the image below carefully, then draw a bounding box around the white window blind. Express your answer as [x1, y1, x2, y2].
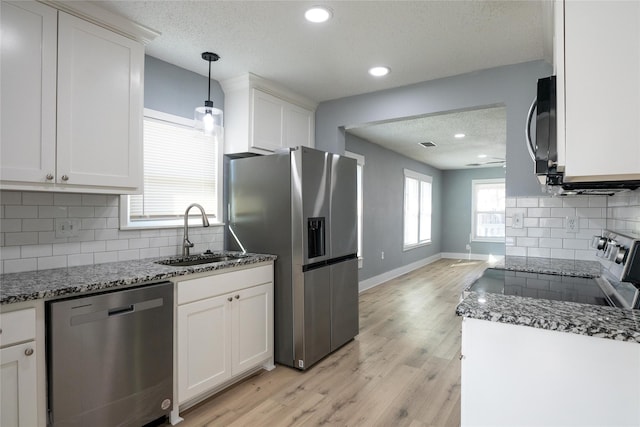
[121, 109, 222, 229]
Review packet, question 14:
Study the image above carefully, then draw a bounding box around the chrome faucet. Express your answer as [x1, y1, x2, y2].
[183, 203, 210, 256]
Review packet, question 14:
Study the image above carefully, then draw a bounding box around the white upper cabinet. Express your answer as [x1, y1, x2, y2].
[0, 1, 57, 185]
[557, 0, 640, 182]
[0, 1, 150, 194]
[222, 73, 316, 155]
[56, 12, 143, 190]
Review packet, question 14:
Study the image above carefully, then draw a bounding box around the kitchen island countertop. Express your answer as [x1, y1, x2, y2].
[0, 251, 277, 305]
[456, 256, 640, 344]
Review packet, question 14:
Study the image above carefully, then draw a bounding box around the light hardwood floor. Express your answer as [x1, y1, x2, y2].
[175, 258, 487, 427]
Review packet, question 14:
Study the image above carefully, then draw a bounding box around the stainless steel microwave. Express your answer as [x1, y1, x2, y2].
[526, 75, 640, 196]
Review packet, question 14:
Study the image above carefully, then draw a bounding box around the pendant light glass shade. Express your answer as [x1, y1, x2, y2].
[194, 52, 222, 137]
[194, 103, 223, 136]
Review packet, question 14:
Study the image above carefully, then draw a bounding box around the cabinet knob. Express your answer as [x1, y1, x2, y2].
[227, 297, 233, 302]
[61, 175, 69, 181]
[25, 348, 34, 356]
[234, 295, 240, 299]
[46, 173, 54, 181]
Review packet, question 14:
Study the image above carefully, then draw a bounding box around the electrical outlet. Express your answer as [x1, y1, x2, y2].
[565, 216, 579, 233]
[381, 251, 385, 260]
[512, 212, 524, 229]
[55, 219, 81, 238]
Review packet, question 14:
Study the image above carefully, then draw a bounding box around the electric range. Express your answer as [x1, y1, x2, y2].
[466, 229, 640, 309]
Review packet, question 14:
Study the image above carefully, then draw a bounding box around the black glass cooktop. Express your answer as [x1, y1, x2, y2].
[468, 268, 611, 306]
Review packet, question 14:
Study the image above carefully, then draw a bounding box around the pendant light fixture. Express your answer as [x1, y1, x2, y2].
[194, 52, 223, 136]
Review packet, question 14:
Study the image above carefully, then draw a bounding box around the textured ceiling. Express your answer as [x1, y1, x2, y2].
[93, 0, 545, 168]
[347, 106, 507, 170]
[94, 0, 546, 103]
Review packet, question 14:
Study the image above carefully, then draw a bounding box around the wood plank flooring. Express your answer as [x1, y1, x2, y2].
[175, 258, 487, 427]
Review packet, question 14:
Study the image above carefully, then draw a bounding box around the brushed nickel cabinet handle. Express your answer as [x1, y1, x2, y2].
[234, 295, 240, 299]
[46, 173, 54, 180]
[227, 297, 233, 302]
[61, 175, 69, 181]
[25, 348, 34, 356]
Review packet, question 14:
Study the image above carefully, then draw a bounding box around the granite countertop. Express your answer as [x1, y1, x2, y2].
[0, 251, 277, 305]
[456, 256, 640, 344]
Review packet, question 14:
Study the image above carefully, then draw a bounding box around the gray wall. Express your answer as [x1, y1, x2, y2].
[144, 55, 224, 119]
[346, 134, 442, 281]
[315, 60, 552, 198]
[441, 167, 506, 256]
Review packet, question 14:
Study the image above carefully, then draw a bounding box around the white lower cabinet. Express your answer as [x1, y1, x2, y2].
[175, 263, 274, 407]
[0, 307, 40, 427]
[461, 318, 640, 426]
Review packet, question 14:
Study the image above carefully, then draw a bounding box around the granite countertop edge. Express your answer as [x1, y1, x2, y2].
[456, 256, 640, 344]
[0, 252, 277, 305]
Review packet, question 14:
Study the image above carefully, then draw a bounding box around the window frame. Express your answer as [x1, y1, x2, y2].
[403, 169, 432, 251]
[471, 178, 506, 243]
[119, 108, 223, 230]
[345, 151, 364, 268]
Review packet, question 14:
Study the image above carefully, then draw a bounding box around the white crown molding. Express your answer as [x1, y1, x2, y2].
[40, 0, 160, 44]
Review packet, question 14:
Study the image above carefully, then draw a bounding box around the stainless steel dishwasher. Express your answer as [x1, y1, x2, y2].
[46, 281, 174, 427]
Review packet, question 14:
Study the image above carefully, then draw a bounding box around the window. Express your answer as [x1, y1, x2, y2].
[345, 151, 364, 268]
[472, 178, 505, 242]
[403, 169, 432, 249]
[120, 109, 223, 229]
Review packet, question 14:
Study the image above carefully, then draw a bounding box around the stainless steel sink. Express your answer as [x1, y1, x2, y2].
[156, 253, 248, 267]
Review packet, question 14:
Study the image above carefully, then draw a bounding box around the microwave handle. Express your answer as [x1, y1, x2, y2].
[525, 96, 537, 161]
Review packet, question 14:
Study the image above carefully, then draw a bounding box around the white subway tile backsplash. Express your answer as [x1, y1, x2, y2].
[68, 253, 94, 267]
[1, 191, 22, 205]
[527, 247, 550, 258]
[5, 232, 38, 246]
[539, 217, 563, 228]
[539, 238, 563, 248]
[1, 191, 223, 272]
[550, 207, 576, 217]
[38, 256, 67, 270]
[506, 246, 526, 256]
[527, 208, 550, 218]
[54, 193, 82, 206]
[527, 228, 549, 238]
[589, 197, 607, 208]
[576, 207, 604, 218]
[22, 219, 54, 232]
[562, 198, 589, 208]
[5, 206, 38, 219]
[22, 192, 53, 206]
[1, 218, 22, 232]
[94, 251, 118, 264]
[517, 237, 538, 247]
[523, 218, 539, 228]
[563, 239, 588, 250]
[539, 197, 563, 207]
[21, 244, 52, 258]
[4, 258, 37, 273]
[505, 198, 516, 208]
[550, 248, 575, 259]
[516, 198, 539, 208]
[68, 206, 95, 218]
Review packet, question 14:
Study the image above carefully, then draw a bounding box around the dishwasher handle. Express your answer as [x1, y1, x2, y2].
[108, 305, 134, 316]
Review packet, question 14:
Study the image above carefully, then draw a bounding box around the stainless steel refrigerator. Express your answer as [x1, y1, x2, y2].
[228, 146, 358, 370]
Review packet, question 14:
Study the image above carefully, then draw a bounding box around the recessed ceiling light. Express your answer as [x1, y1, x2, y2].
[368, 66, 390, 77]
[305, 6, 332, 23]
[478, 154, 487, 158]
[454, 133, 466, 139]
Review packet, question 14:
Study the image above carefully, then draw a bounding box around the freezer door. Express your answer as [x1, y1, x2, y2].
[297, 266, 331, 369]
[330, 154, 358, 258]
[330, 258, 359, 351]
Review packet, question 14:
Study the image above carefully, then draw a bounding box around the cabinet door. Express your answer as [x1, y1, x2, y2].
[231, 283, 273, 375]
[251, 89, 284, 152]
[0, 1, 57, 184]
[56, 12, 143, 189]
[177, 295, 232, 404]
[284, 104, 314, 148]
[0, 342, 38, 427]
[563, 1, 640, 181]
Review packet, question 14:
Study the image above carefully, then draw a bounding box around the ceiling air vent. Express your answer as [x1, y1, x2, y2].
[419, 141, 437, 148]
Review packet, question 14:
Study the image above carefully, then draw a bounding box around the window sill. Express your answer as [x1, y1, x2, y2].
[403, 241, 432, 251]
[471, 238, 505, 244]
[120, 219, 224, 231]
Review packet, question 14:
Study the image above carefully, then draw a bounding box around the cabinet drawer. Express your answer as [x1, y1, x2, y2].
[0, 308, 36, 347]
[177, 264, 273, 305]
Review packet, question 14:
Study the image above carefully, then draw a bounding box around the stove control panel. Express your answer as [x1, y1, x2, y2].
[592, 230, 640, 284]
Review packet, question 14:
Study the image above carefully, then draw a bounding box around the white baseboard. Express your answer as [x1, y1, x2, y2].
[358, 253, 442, 293]
[441, 252, 504, 262]
[358, 252, 503, 293]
